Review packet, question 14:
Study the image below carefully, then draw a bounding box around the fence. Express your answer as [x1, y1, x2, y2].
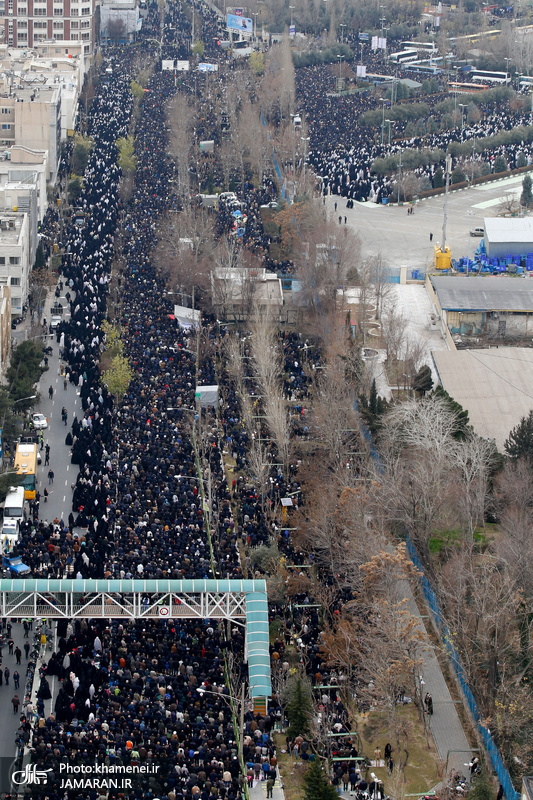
[405, 538, 519, 800]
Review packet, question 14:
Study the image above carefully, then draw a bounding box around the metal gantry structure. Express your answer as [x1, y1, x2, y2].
[0, 578, 271, 700]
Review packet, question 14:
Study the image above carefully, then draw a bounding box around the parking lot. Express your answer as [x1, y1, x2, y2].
[327, 173, 529, 270]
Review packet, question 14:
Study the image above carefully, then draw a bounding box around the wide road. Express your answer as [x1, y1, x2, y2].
[327, 172, 529, 270]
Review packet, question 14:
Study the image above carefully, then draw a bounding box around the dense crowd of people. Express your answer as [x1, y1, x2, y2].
[297, 58, 533, 202]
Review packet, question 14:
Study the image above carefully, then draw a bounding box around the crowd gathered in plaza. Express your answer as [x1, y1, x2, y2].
[298, 57, 533, 203]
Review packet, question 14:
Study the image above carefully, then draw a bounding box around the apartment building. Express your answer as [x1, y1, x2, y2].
[0, 212, 31, 317]
[0, 0, 98, 55]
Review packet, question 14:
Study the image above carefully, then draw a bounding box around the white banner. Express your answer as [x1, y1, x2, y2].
[378, 36, 387, 49]
[176, 60, 190, 71]
[371, 35, 378, 50]
[356, 64, 367, 77]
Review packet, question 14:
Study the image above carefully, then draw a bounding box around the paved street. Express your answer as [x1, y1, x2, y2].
[328, 173, 528, 270]
[14, 288, 81, 530]
[0, 620, 33, 757]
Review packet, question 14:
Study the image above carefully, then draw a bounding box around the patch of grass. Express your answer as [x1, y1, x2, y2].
[274, 732, 308, 800]
[357, 705, 442, 795]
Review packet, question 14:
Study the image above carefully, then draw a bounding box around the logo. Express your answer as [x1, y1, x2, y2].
[11, 764, 52, 786]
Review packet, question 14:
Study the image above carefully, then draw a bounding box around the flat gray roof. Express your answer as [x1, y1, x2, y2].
[484, 217, 533, 244]
[432, 347, 533, 448]
[432, 275, 533, 312]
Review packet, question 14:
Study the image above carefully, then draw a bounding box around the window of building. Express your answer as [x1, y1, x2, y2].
[70, 19, 78, 27]
[17, 5, 27, 13]
[1, 108, 10, 114]
[17, 20, 27, 27]
[17, 31, 27, 39]
[33, 7, 47, 14]
[53, 6, 63, 13]
[80, 18, 89, 27]
[0, 257, 5, 265]
[1, 124, 12, 130]
[11, 297, 20, 308]
[81, 30, 89, 39]
[34, 20, 47, 27]
[53, 20, 63, 27]
[9, 256, 19, 265]
[81, 5, 90, 13]
[70, 32, 78, 38]
[10, 276, 20, 286]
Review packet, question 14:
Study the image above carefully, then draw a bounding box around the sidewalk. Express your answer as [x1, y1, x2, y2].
[249, 775, 285, 800]
[404, 579, 473, 779]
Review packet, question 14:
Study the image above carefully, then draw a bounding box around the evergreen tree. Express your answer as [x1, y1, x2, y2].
[369, 378, 379, 416]
[431, 386, 470, 439]
[412, 365, 433, 396]
[286, 677, 313, 739]
[520, 174, 533, 208]
[494, 155, 508, 174]
[303, 759, 338, 800]
[505, 409, 533, 463]
[433, 167, 444, 188]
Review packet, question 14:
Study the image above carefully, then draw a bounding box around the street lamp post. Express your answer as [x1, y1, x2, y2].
[381, 100, 386, 146]
[252, 12, 258, 40]
[459, 103, 466, 138]
[289, 5, 294, 26]
[339, 22, 346, 42]
[385, 118, 391, 151]
[467, 209, 473, 275]
[197, 685, 249, 800]
[337, 54, 344, 90]
[397, 148, 402, 204]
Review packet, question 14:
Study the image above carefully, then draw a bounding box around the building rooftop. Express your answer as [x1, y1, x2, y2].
[431, 275, 533, 312]
[432, 347, 533, 449]
[484, 217, 533, 243]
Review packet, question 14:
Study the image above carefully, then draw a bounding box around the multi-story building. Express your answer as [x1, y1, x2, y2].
[0, 0, 98, 56]
[0, 83, 61, 180]
[0, 212, 31, 317]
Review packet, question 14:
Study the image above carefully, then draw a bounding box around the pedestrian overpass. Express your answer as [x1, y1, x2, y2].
[0, 578, 271, 701]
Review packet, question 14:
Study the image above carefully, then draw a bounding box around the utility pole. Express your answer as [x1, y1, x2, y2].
[442, 153, 452, 251]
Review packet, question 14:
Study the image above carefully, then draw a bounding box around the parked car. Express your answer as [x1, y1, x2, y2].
[50, 315, 62, 329]
[3, 555, 31, 577]
[470, 227, 485, 237]
[31, 412, 48, 430]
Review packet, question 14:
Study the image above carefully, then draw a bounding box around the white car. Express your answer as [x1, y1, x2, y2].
[50, 315, 62, 329]
[31, 412, 48, 430]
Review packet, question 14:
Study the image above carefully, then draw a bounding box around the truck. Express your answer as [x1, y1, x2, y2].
[2, 555, 31, 576]
[1, 485, 25, 552]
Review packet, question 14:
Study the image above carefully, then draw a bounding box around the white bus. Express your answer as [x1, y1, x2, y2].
[390, 49, 418, 64]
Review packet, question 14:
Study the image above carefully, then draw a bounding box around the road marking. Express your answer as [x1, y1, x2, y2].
[63, 495, 66, 503]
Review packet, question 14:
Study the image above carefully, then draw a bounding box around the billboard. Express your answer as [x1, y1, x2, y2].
[162, 59, 190, 71]
[359, 32, 369, 41]
[227, 13, 253, 32]
[198, 63, 218, 72]
[289, 24, 295, 36]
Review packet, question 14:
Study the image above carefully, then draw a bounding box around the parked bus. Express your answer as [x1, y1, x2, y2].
[519, 75, 533, 89]
[404, 62, 443, 75]
[401, 40, 437, 54]
[390, 49, 418, 64]
[448, 81, 490, 94]
[14, 442, 38, 501]
[469, 69, 511, 84]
